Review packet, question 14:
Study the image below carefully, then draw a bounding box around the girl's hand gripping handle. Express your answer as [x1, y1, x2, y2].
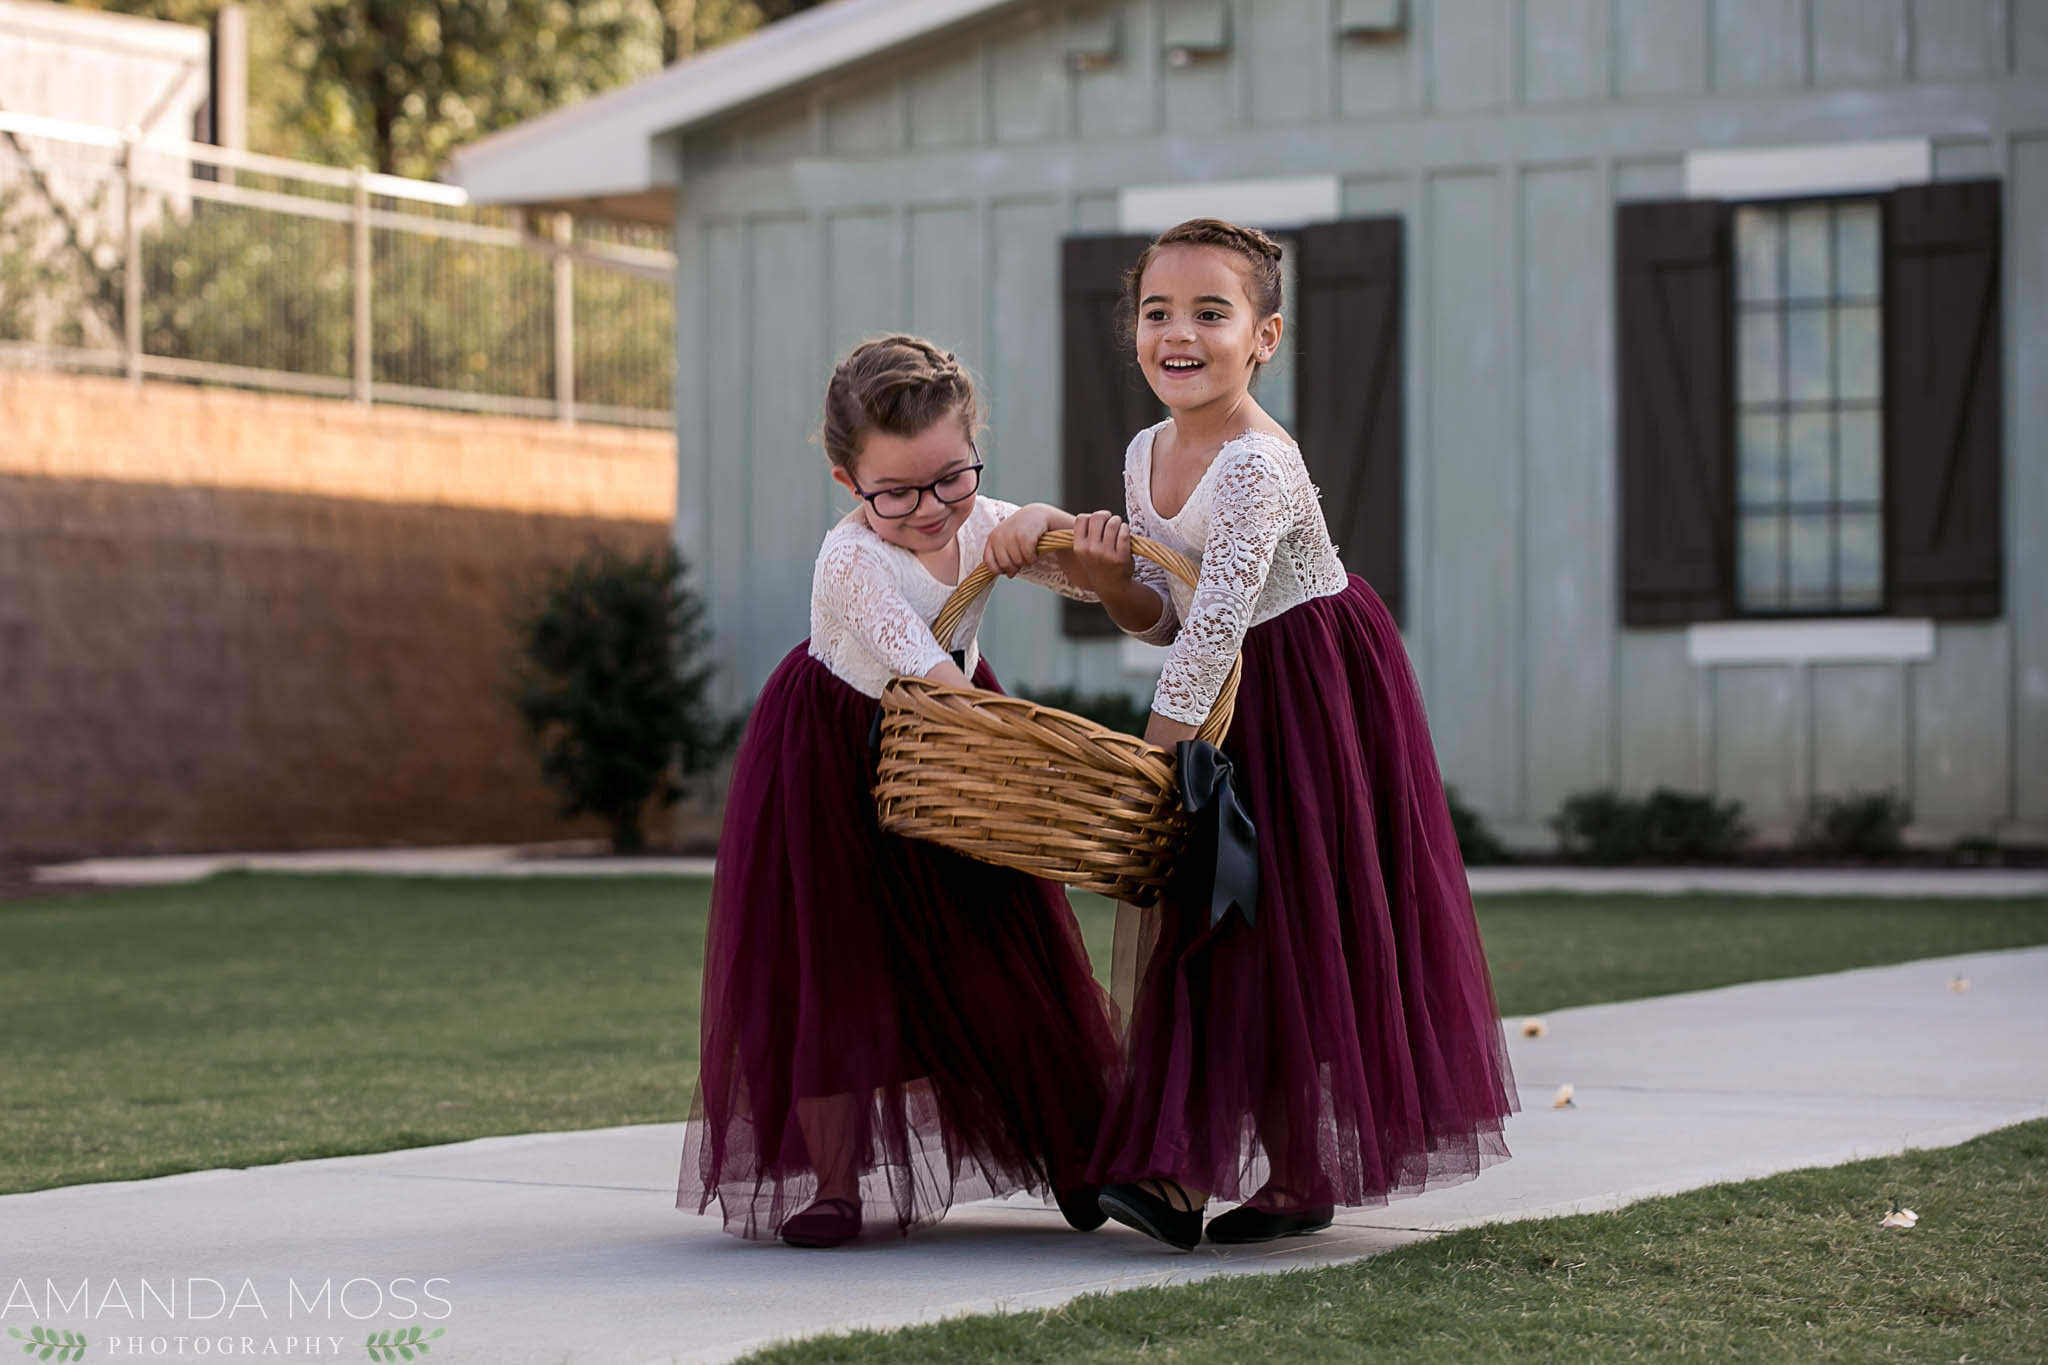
[1068, 511, 1136, 592]
[983, 502, 1074, 576]
[1070, 511, 1168, 639]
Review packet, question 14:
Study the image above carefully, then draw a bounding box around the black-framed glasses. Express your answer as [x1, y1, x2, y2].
[849, 452, 984, 519]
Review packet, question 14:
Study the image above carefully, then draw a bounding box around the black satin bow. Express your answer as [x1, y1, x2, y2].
[1176, 740, 1259, 929]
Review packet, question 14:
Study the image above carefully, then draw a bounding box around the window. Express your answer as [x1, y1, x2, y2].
[1732, 197, 1883, 614]
[1616, 179, 2002, 629]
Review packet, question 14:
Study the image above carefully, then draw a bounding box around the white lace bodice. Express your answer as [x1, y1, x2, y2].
[1123, 422, 1348, 725]
[808, 497, 1093, 699]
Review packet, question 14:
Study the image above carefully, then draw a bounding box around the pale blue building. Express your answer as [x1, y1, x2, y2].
[455, 0, 2048, 846]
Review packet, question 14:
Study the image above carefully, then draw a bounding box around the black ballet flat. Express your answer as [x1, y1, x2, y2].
[1097, 1180, 1203, 1252]
[779, 1196, 862, 1249]
[1055, 1185, 1109, 1232]
[1204, 1198, 1334, 1245]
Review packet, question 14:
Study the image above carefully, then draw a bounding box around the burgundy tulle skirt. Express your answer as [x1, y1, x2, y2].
[1091, 575, 1517, 1208]
[679, 644, 1118, 1240]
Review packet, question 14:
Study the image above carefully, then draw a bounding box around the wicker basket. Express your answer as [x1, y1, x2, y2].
[873, 528, 1238, 904]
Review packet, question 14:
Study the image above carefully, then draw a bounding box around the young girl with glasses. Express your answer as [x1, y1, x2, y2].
[678, 334, 1118, 1249]
[986, 219, 1517, 1251]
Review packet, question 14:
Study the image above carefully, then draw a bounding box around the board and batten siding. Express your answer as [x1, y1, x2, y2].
[668, 0, 2048, 841]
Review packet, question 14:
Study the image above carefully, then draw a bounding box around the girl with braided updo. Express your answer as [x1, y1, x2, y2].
[987, 219, 1517, 1250]
[678, 335, 1118, 1249]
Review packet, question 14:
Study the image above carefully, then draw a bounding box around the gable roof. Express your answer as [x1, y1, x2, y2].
[447, 0, 1025, 221]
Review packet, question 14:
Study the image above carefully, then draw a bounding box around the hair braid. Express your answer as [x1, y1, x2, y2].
[819, 335, 983, 470]
[1121, 218, 1286, 364]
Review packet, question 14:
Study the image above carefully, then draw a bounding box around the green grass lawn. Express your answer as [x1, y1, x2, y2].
[1461, 893, 2048, 1014]
[0, 874, 705, 1194]
[743, 1119, 2048, 1364]
[2, 875, 2045, 1196]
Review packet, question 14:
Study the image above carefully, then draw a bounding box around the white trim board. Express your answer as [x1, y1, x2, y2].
[1684, 139, 1930, 200]
[451, 0, 1026, 203]
[1686, 619, 1935, 665]
[1120, 638, 1169, 673]
[1119, 176, 1340, 233]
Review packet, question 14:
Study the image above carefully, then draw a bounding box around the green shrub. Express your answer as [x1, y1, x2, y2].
[1445, 786, 1508, 865]
[1021, 685, 1150, 738]
[1641, 788, 1751, 859]
[1950, 832, 2002, 864]
[1549, 789, 1640, 863]
[1551, 787, 1750, 863]
[1798, 790, 1911, 859]
[507, 543, 732, 851]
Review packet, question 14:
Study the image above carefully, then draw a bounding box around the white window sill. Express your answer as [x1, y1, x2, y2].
[1686, 618, 1935, 665]
[1684, 139, 1930, 199]
[1119, 175, 1339, 233]
[1121, 638, 1169, 672]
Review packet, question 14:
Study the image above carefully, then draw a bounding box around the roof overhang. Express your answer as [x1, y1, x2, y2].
[448, 0, 1026, 218]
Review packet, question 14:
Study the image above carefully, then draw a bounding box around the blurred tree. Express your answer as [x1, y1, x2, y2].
[0, 183, 89, 344]
[507, 543, 733, 852]
[670, 0, 826, 59]
[290, 1, 665, 177]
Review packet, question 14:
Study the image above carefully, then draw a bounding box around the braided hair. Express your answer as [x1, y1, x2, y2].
[820, 335, 982, 470]
[1123, 218, 1285, 367]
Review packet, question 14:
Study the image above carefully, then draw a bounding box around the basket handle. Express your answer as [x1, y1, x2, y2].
[929, 528, 1239, 746]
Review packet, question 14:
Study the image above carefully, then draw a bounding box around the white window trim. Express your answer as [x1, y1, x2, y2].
[1119, 175, 1339, 233]
[1686, 619, 1934, 666]
[1681, 139, 1932, 660]
[1684, 139, 1930, 200]
[1120, 638, 1169, 673]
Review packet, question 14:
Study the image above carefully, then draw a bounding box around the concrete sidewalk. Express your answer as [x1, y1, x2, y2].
[33, 845, 2048, 897]
[3, 948, 2043, 1364]
[30, 844, 720, 884]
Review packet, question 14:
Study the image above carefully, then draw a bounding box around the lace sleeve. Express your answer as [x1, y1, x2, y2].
[1150, 442, 1291, 725]
[813, 531, 953, 678]
[1124, 448, 1180, 646]
[981, 498, 1098, 602]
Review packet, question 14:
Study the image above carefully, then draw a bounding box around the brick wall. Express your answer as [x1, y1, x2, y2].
[0, 372, 678, 856]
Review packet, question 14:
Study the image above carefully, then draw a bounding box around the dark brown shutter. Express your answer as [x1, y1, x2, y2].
[1296, 217, 1404, 621]
[1616, 199, 1733, 627]
[1885, 179, 2003, 619]
[1061, 233, 1160, 638]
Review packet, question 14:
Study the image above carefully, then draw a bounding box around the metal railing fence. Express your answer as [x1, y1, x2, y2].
[0, 109, 673, 427]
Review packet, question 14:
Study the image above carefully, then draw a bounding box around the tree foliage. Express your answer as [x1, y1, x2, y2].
[291, 0, 665, 177]
[0, 183, 93, 345]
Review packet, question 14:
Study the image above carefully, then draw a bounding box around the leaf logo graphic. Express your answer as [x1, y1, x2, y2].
[364, 1325, 446, 1361]
[7, 1326, 90, 1362]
